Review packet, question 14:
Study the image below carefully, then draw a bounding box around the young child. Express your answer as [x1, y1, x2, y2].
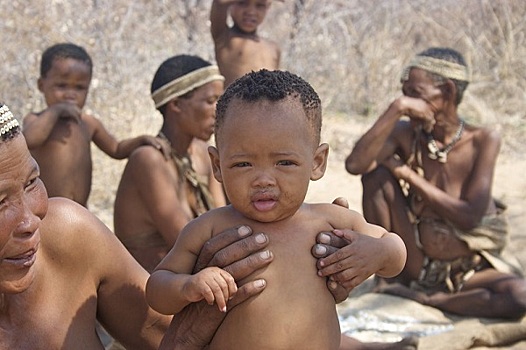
[146, 70, 407, 349]
[22, 43, 168, 207]
[210, 0, 281, 87]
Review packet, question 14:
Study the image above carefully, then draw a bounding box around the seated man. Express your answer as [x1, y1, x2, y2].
[341, 47, 526, 319]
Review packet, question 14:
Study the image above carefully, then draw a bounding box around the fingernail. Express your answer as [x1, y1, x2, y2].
[238, 226, 251, 237]
[222, 306, 227, 312]
[315, 245, 327, 255]
[319, 233, 331, 244]
[328, 280, 338, 290]
[259, 250, 271, 260]
[254, 279, 266, 288]
[255, 233, 267, 244]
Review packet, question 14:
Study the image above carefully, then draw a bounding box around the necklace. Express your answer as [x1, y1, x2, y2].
[425, 119, 465, 163]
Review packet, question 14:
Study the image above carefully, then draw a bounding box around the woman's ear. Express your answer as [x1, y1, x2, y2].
[311, 143, 329, 181]
[208, 146, 223, 183]
[167, 98, 182, 113]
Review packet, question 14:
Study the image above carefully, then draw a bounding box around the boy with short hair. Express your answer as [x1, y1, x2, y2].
[146, 69, 407, 349]
[210, 0, 281, 87]
[23, 43, 168, 207]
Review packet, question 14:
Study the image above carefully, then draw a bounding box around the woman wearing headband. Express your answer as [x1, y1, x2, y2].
[114, 55, 227, 272]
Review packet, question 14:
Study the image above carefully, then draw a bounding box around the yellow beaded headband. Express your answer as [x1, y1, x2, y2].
[401, 55, 471, 83]
[151, 65, 225, 108]
[0, 104, 20, 141]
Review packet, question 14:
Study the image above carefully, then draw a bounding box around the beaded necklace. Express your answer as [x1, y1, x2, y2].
[424, 119, 465, 163]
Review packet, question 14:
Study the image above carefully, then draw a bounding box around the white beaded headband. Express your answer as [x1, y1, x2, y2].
[0, 104, 20, 140]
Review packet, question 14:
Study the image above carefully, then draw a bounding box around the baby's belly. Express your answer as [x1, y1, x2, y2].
[210, 267, 341, 349]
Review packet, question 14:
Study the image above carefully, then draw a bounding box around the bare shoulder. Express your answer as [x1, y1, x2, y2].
[41, 198, 116, 262]
[305, 202, 363, 226]
[469, 123, 501, 145]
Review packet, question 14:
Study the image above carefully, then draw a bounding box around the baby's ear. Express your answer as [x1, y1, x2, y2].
[311, 143, 329, 181]
[208, 146, 223, 183]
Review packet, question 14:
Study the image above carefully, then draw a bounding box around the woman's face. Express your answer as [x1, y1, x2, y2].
[176, 80, 224, 142]
[0, 135, 48, 294]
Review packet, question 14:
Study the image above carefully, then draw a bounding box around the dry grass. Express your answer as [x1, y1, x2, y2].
[1, 0, 525, 228]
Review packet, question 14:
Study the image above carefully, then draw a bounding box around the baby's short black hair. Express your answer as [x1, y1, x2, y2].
[40, 43, 93, 78]
[216, 69, 322, 143]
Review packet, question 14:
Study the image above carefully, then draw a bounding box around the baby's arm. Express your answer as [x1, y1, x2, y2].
[147, 266, 237, 315]
[22, 102, 81, 148]
[87, 115, 169, 159]
[146, 215, 237, 315]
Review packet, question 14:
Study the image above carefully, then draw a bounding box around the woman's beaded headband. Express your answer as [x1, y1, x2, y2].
[0, 104, 20, 141]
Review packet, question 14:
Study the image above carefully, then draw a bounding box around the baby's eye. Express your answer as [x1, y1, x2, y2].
[233, 162, 251, 168]
[277, 160, 295, 166]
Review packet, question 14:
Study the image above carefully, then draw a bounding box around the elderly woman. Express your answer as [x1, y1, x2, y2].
[0, 102, 272, 348]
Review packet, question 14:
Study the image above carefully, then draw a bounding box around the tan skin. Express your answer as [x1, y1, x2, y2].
[342, 66, 526, 319]
[210, 0, 281, 87]
[0, 130, 278, 349]
[148, 97, 407, 349]
[22, 57, 169, 207]
[114, 80, 226, 273]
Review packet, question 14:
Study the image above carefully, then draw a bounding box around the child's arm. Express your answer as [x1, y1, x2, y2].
[22, 102, 81, 148]
[146, 217, 238, 315]
[146, 266, 237, 315]
[210, 0, 237, 42]
[87, 114, 170, 159]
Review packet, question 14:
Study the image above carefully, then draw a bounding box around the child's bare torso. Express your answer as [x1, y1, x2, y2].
[30, 118, 92, 206]
[208, 204, 341, 350]
[215, 29, 280, 87]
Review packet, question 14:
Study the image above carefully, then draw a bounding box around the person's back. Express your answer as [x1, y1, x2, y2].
[210, 0, 281, 87]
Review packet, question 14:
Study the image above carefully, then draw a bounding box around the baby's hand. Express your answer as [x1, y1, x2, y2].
[141, 135, 171, 160]
[184, 267, 238, 312]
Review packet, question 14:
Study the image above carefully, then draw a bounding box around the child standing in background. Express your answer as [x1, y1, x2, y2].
[23, 43, 169, 207]
[210, 0, 282, 87]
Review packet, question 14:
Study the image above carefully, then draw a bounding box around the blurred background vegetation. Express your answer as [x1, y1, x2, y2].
[1, 0, 525, 224]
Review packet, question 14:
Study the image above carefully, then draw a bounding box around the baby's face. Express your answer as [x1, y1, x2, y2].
[212, 98, 320, 223]
[38, 58, 91, 110]
[230, 0, 271, 34]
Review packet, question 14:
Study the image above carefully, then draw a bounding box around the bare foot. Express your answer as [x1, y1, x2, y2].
[340, 334, 419, 350]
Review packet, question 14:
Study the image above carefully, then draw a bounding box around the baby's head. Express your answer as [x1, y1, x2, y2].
[211, 69, 327, 223]
[215, 69, 322, 146]
[151, 55, 224, 116]
[40, 43, 93, 78]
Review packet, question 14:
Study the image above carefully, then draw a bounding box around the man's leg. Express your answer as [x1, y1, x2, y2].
[361, 166, 423, 282]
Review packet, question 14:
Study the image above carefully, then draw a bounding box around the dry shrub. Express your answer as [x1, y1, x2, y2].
[1, 0, 525, 226]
